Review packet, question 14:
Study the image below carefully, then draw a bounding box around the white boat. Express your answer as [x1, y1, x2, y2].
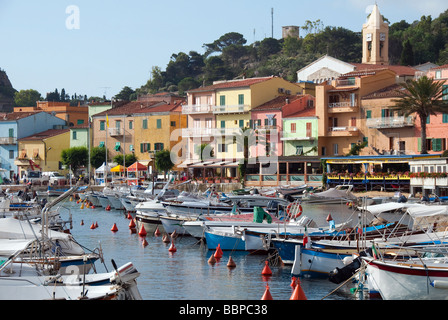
[363, 255, 448, 300]
[160, 215, 197, 235]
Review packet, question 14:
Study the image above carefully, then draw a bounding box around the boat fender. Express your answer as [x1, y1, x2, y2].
[342, 256, 354, 265]
[430, 280, 448, 289]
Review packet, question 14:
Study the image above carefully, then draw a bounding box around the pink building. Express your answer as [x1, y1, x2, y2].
[249, 94, 315, 157]
[414, 65, 448, 154]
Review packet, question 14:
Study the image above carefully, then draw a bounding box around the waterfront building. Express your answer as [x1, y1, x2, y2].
[14, 101, 88, 127]
[92, 98, 186, 175]
[16, 128, 70, 178]
[70, 124, 90, 148]
[409, 156, 448, 196]
[0, 111, 66, 179]
[281, 99, 318, 157]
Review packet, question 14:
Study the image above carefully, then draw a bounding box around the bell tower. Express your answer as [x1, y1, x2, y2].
[362, 4, 389, 65]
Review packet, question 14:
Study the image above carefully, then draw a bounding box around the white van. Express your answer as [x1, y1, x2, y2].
[42, 171, 66, 185]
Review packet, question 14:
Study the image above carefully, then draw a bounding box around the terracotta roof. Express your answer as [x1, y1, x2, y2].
[93, 99, 185, 117]
[362, 84, 407, 100]
[283, 107, 316, 118]
[19, 129, 70, 141]
[251, 95, 299, 111]
[430, 64, 448, 70]
[187, 77, 275, 93]
[349, 63, 417, 77]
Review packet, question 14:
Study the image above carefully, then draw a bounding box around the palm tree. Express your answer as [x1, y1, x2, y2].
[393, 76, 448, 154]
[154, 149, 174, 180]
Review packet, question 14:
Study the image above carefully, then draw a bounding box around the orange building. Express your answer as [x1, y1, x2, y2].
[14, 101, 89, 127]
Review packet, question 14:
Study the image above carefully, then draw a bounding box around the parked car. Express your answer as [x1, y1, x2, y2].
[42, 171, 66, 185]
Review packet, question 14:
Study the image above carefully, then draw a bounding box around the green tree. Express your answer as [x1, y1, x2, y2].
[154, 149, 174, 180]
[113, 153, 138, 167]
[195, 143, 214, 161]
[90, 146, 107, 169]
[178, 77, 200, 95]
[61, 146, 88, 174]
[393, 76, 448, 154]
[203, 32, 247, 56]
[14, 89, 42, 107]
[115, 86, 135, 101]
[400, 40, 415, 66]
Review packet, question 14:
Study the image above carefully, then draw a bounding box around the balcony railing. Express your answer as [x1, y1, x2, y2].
[327, 126, 359, 136]
[108, 128, 124, 136]
[182, 128, 215, 137]
[366, 116, 414, 129]
[0, 137, 17, 144]
[334, 79, 357, 87]
[182, 104, 213, 114]
[213, 105, 250, 114]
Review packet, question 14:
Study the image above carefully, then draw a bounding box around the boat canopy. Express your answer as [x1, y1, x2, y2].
[0, 239, 36, 256]
[359, 202, 426, 215]
[407, 206, 448, 218]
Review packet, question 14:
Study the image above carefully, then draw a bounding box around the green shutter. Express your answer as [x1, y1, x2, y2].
[8, 128, 13, 137]
[443, 114, 448, 123]
[366, 110, 371, 119]
[143, 119, 148, 129]
[221, 120, 225, 128]
[100, 121, 105, 130]
[220, 95, 225, 106]
[157, 119, 162, 128]
[238, 94, 244, 105]
[417, 138, 422, 152]
[427, 116, 430, 124]
[433, 138, 442, 151]
[239, 119, 244, 128]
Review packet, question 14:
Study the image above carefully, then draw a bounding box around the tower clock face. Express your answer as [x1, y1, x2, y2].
[380, 33, 386, 41]
[366, 33, 372, 41]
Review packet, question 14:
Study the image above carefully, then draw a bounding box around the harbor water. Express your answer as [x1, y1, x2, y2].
[57, 198, 380, 301]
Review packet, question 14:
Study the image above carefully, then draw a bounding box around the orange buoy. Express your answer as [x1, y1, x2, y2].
[111, 223, 118, 232]
[162, 233, 170, 243]
[91, 205, 95, 209]
[290, 276, 297, 288]
[90, 223, 96, 229]
[80, 220, 84, 226]
[227, 256, 236, 268]
[168, 241, 177, 252]
[105, 205, 111, 211]
[138, 225, 147, 237]
[261, 261, 272, 276]
[326, 214, 333, 222]
[95, 221, 98, 228]
[142, 238, 148, 247]
[154, 227, 161, 236]
[208, 254, 216, 265]
[261, 284, 273, 300]
[290, 278, 307, 300]
[214, 244, 223, 259]
[129, 219, 136, 228]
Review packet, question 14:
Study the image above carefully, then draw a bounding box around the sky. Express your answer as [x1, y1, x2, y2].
[0, 0, 447, 100]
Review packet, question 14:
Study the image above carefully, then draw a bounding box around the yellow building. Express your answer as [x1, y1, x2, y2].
[185, 76, 302, 161]
[91, 99, 186, 173]
[15, 129, 70, 177]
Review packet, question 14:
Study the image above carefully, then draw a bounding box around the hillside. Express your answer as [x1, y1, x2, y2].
[131, 9, 448, 98]
[0, 69, 15, 112]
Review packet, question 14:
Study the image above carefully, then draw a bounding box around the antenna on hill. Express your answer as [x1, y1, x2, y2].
[271, 8, 274, 38]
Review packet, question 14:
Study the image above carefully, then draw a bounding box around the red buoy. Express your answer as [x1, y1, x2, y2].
[154, 227, 161, 236]
[129, 219, 136, 228]
[95, 221, 98, 228]
[214, 244, 223, 259]
[111, 223, 118, 232]
[261, 261, 272, 276]
[90, 223, 96, 229]
[106, 205, 111, 211]
[138, 225, 147, 237]
[290, 278, 307, 300]
[261, 284, 273, 300]
[168, 241, 177, 252]
[290, 276, 297, 288]
[127, 213, 132, 219]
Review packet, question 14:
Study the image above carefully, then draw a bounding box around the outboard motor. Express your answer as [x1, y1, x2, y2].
[329, 249, 372, 284]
